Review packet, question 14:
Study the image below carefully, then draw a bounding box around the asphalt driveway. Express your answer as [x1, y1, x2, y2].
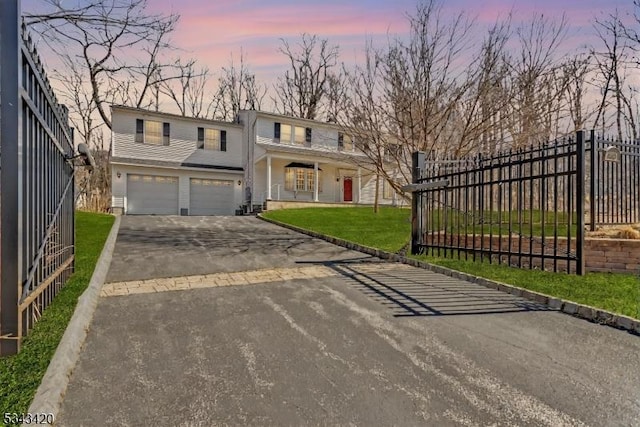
[104, 215, 364, 283]
[57, 216, 640, 426]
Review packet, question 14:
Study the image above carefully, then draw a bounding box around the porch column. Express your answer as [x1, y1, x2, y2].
[357, 167, 362, 203]
[314, 162, 319, 202]
[266, 154, 272, 200]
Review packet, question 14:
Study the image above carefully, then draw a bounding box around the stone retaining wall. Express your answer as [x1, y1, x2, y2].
[423, 234, 640, 274]
[585, 238, 640, 274]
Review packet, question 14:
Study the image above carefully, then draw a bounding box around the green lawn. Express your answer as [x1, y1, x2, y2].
[264, 206, 411, 252]
[0, 211, 115, 419]
[263, 207, 640, 320]
[423, 208, 577, 237]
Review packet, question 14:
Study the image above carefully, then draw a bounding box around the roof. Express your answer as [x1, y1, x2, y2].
[255, 137, 369, 161]
[111, 156, 244, 172]
[110, 105, 243, 128]
[240, 109, 349, 131]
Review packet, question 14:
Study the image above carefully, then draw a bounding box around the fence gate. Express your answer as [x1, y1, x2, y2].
[587, 131, 640, 228]
[1, 2, 75, 355]
[410, 131, 587, 275]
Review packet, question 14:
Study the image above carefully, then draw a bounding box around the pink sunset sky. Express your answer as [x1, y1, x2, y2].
[22, 0, 636, 88]
[150, 0, 633, 78]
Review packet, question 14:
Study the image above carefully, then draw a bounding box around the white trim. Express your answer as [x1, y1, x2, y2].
[313, 162, 319, 202]
[112, 105, 243, 128]
[357, 168, 362, 203]
[267, 154, 272, 200]
[111, 161, 244, 174]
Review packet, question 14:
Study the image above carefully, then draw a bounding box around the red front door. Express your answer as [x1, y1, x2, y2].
[343, 177, 353, 202]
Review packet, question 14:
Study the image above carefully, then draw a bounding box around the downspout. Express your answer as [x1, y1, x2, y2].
[247, 113, 257, 212]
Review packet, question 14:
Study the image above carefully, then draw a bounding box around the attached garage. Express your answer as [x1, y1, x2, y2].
[189, 178, 234, 215]
[127, 174, 178, 215]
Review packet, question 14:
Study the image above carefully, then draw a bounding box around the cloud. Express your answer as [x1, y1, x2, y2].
[162, 0, 414, 76]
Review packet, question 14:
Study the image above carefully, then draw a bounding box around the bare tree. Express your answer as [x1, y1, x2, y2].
[453, 16, 513, 156]
[342, 0, 478, 213]
[25, 0, 183, 212]
[25, 0, 180, 130]
[592, 10, 638, 141]
[157, 59, 213, 118]
[622, 0, 640, 58]
[325, 69, 349, 123]
[274, 33, 341, 120]
[561, 54, 592, 132]
[211, 52, 267, 121]
[51, 60, 112, 211]
[503, 13, 568, 147]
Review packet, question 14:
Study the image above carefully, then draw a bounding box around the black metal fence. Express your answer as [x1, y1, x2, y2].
[1, 3, 75, 355]
[588, 131, 640, 228]
[410, 130, 640, 274]
[410, 132, 588, 275]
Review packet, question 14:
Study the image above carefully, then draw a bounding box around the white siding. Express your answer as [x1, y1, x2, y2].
[112, 108, 243, 168]
[255, 116, 342, 151]
[357, 172, 397, 206]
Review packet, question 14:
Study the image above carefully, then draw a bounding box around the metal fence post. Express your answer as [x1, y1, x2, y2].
[576, 131, 586, 275]
[0, 0, 21, 355]
[589, 129, 596, 231]
[411, 151, 425, 255]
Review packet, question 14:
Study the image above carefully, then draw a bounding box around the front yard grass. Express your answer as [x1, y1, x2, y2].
[263, 207, 640, 320]
[0, 211, 115, 418]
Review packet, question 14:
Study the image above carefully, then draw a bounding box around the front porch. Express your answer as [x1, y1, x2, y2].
[254, 153, 367, 205]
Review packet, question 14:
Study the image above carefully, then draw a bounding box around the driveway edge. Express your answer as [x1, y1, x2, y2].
[26, 215, 122, 422]
[259, 215, 640, 336]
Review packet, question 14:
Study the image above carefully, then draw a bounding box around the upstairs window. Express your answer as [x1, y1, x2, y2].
[198, 127, 227, 151]
[136, 119, 170, 145]
[275, 122, 311, 146]
[280, 124, 292, 143]
[294, 126, 312, 145]
[274, 122, 292, 143]
[338, 133, 353, 151]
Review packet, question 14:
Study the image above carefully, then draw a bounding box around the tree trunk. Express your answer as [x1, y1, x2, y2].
[373, 173, 380, 214]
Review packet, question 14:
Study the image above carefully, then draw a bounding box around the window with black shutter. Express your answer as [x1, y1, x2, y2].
[198, 127, 227, 151]
[135, 119, 144, 143]
[305, 127, 312, 144]
[338, 132, 344, 150]
[163, 122, 170, 145]
[274, 122, 281, 140]
[221, 130, 227, 152]
[197, 127, 204, 149]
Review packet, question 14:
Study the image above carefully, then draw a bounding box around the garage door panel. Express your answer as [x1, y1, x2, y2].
[127, 174, 178, 215]
[190, 178, 234, 216]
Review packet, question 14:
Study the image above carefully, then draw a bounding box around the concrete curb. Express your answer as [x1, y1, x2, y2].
[259, 215, 640, 336]
[26, 216, 121, 424]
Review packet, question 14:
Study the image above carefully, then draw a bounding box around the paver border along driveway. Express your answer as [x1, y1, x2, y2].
[53, 216, 640, 427]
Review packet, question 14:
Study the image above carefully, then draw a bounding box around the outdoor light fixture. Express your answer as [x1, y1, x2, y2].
[65, 143, 96, 172]
[117, 172, 122, 179]
[237, 180, 242, 185]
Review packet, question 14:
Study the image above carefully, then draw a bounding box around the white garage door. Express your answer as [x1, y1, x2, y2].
[127, 174, 179, 215]
[190, 178, 234, 215]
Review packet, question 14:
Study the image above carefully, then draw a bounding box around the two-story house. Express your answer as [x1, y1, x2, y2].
[111, 106, 400, 215]
[110, 105, 245, 215]
[238, 110, 396, 209]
